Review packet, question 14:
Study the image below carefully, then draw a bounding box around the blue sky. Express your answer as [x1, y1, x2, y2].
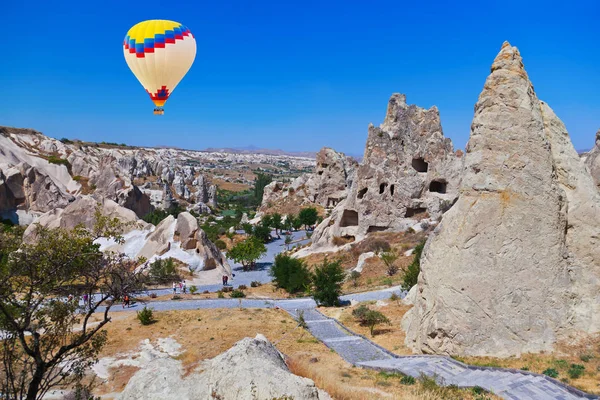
[2, 0, 598, 156]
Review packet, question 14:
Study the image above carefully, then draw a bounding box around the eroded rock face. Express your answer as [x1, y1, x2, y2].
[584, 129, 600, 188]
[307, 94, 462, 251]
[402, 42, 600, 357]
[118, 334, 330, 400]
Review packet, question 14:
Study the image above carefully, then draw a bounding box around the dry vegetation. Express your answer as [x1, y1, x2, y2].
[260, 192, 326, 216]
[138, 281, 296, 301]
[212, 178, 251, 192]
[92, 308, 495, 399]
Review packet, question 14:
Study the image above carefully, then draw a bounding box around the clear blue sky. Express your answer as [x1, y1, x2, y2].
[2, 0, 598, 156]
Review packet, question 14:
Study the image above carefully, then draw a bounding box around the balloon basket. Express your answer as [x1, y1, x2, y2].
[153, 108, 164, 115]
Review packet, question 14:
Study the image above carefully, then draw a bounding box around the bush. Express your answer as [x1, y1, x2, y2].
[579, 354, 593, 362]
[271, 254, 312, 294]
[312, 259, 345, 307]
[380, 251, 399, 276]
[221, 286, 233, 293]
[47, 155, 71, 168]
[230, 289, 246, 298]
[567, 364, 585, 379]
[215, 240, 227, 250]
[350, 270, 360, 287]
[543, 368, 559, 378]
[171, 295, 181, 300]
[403, 241, 425, 289]
[217, 291, 225, 298]
[238, 284, 247, 290]
[352, 304, 391, 336]
[189, 285, 198, 294]
[252, 224, 271, 243]
[389, 292, 399, 301]
[148, 258, 180, 284]
[149, 293, 157, 299]
[364, 238, 391, 254]
[250, 281, 262, 287]
[400, 375, 415, 385]
[137, 307, 154, 325]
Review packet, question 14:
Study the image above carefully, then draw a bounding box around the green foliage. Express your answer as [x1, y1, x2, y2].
[238, 284, 247, 290]
[350, 270, 361, 287]
[472, 386, 485, 395]
[189, 285, 198, 294]
[214, 239, 227, 250]
[298, 207, 318, 228]
[269, 213, 283, 235]
[230, 289, 246, 298]
[352, 304, 391, 336]
[59, 137, 73, 144]
[271, 254, 312, 294]
[252, 223, 272, 243]
[380, 251, 399, 276]
[382, 277, 393, 287]
[228, 236, 266, 270]
[567, 364, 585, 379]
[142, 204, 186, 225]
[217, 291, 225, 298]
[242, 223, 253, 234]
[47, 155, 71, 168]
[403, 240, 425, 289]
[579, 353, 593, 362]
[297, 310, 308, 329]
[389, 292, 400, 301]
[148, 258, 180, 284]
[543, 368, 559, 378]
[400, 375, 416, 385]
[312, 258, 345, 307]
[253, 173, 272, 204]
[290, 216, 303, 231]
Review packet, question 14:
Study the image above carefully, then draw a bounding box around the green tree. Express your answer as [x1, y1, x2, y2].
[352, 305, 391, 336]
[252, 223, 272, 243]
[241, 223, 253, 235]
[298, 207, 319, 230]
[270, 254, 312, 294]
[253, 173, 272, 204]
[0, 209, 146, 400]
[270, 213, 283, 238]
[148, 258, 180, 284]
[227, 236, 266, 271]
[291, 215, 303, 231]
[403, 240, 425, 289]
[312, 258, 345, 306]
[284, 234, 293, 250]
[380, 251, 399, 276]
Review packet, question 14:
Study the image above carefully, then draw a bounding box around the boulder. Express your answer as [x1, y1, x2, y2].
[174, 212, 198, 250]
[402, 42, 600, 357]
[138, 215, 176, 259]
[118, 334, 330, 400]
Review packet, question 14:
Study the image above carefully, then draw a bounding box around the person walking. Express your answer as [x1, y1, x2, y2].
[173, 282, 177, 294]
[123, 294, 130, 308]
[182, 281, 187, 294]
[224, 275, 229, 286]
[222, 275, 226, 286]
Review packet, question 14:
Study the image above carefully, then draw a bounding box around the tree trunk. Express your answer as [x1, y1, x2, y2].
[26, 364, 45, 400]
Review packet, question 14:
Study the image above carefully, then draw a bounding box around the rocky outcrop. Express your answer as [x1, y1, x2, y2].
[307, 94, 462, 251]
[118, 334, 330, 400]
[402, 42, 600, 357]
[584, 129, 600, 188]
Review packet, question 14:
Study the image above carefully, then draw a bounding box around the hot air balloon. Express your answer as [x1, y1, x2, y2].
[123, 20, 196, 115]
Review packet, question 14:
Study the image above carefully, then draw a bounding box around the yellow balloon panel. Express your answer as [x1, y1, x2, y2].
[123, 20, 196, 108]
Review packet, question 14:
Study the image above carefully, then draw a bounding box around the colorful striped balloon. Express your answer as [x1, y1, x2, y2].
[123, 20, 196, 115]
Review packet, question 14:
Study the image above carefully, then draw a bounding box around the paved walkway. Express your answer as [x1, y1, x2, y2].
[108, 287, 597, 400]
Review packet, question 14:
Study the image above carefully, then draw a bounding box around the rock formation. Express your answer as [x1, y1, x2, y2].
[402, 42, 600, 357]
[584, 129, 600, 188]
[118, 334, 330, 400]
[306, 94, 462, 252]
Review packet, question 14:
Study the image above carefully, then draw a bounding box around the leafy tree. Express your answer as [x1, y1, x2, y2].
[298, 207, 319, 230]
[251, 223, 271, 244]
[284, 234, 292, 250]
[352, 305, 391, 336]
[241, 223, 253, 235]
[291, 215, 303, 231]
[270, 213, 283, 238]
[227, 236, 266, 271]
[253, 173, 272, 204]
[0, 209, 146, 400]
[350, 270, 361, 287]
[403, 240, 425, 289]
[270, 254, 312, 294]
[312, 259, 345, 306]
[148, 258, 180, 284]
[380, 251, 399, 276]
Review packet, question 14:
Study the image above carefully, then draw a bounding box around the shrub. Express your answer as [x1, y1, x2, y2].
[250, 281, 261, 287]
[332, 236, 353, 246]
[237, 284, 247, 290]
[312, 259, 345, 307]
[271, 254, 312, 294]
[189, 285, 198, 294]
[567, 364, 585, 379]
[217, 291, 225, 298]
[472, 386, 485, 395]
[297, 310, 308, 329]
[214, 239, 227, 250]
[579, 354, 593, 363]
[400, 375, 415, 385]
[382, 277, 393, 287]
[230, 289, 246, 298]
[228, 236, 267, 270]
[149, 293, 157, 299]
[47, 155, 71, 168]
[222, 286, 233, 293]
[389, 292, 400, 301]
[203, 290, 209, 294]
[350, 270, 360, 287]
[137, 307, 154, 325]
[380, 251, 399, 276]
[352, 305, 391, 336]
[365, 238, 391, 254]
[171, 295, 181, 300]
[72, 175, 82, 181]
[403, 240, 425, 289]
[543, 368, 559, 378]
[148, 258, 180, 284]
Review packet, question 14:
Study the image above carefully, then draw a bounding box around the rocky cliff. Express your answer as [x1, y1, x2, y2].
[305, 94, 462, 252]
[584, 129, 600, 188]
[402, 42, 600, 357]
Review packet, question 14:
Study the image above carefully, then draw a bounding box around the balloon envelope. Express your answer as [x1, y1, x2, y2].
[123, 20, 196, 110]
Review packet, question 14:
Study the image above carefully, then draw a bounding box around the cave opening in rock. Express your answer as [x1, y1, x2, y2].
[429, 180, 447, 194]
[317, 171, 324, 176]
[367, 226, 387, 233]
[405, 207, 427, 218]
[358, 188, 368, 199]
[412, 157, 429, 173]
[339, 209, 359, 227]
[390, 184, 395, 196]
[379, 183, 388, 194]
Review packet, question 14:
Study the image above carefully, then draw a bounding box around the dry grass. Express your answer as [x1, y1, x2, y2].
[92, 308, 495, 399]
[213, 178, 251, 192]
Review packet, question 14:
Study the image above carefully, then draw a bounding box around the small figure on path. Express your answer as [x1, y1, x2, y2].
[123, 294, 130, 308]
[182, 281, 187, 294]
[173, 282, 177, 294]
[224, 275, 229, 285]
[222, 275, 226, 286]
